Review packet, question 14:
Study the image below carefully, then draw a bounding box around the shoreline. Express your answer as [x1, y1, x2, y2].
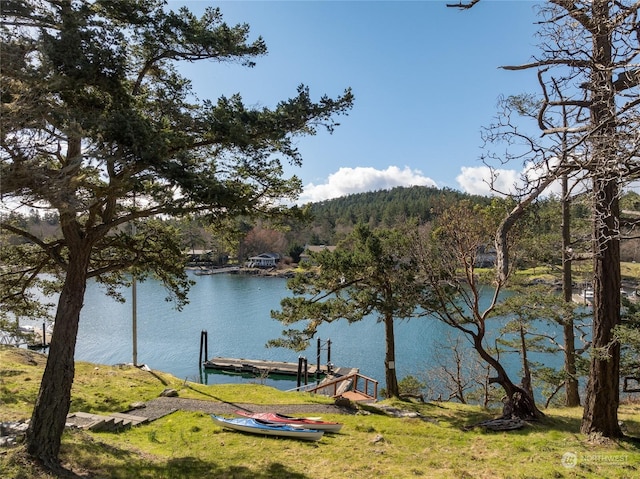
[187, 265, 296, 279]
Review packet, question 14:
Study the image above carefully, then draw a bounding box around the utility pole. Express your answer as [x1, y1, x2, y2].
[132, 194, 138, 367]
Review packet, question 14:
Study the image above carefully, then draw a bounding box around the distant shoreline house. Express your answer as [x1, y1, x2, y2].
[186, 249, 213, 263]
[185, 249, 228, 266]
[246, 253, 281, 268]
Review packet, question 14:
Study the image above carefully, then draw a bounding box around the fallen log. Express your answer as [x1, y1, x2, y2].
[463, 417, 526, 432]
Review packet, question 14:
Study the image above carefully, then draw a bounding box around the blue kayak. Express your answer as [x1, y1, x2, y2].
[211, 414, 324, 441]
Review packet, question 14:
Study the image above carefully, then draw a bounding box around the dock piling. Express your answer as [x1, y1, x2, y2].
[296, 357, 309, 387]
[199, 330, 208, 365]
[297, 356, 304, 388]
[316, 338, 321, 381]
[316, 338, 333, 380]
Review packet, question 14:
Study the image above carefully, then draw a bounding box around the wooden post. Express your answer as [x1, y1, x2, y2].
[42, 322, 46, 347]
[132, 276, 137, 366]
[316, 337, 321, 380]
[304, 357, 308, 385]
[199, 330, 208, 365]
[297, 356, 304, 388]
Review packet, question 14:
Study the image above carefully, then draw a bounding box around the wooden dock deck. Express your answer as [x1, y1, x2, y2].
[202, 355, 377, 401]
[28, 329, 52, 349]
[202, 356, 358, 378]
[0, 328, 51, 349]
[203, 357, 330, 376]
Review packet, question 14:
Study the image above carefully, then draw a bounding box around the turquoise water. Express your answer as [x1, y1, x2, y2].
[25, 271, 567, 395]
[75, 271, 462, 390]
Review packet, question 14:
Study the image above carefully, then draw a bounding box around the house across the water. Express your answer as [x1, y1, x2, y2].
[246, 253, 280, 268]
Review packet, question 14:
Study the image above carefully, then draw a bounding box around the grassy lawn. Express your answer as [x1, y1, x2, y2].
[1, 347, 639, 478]
[516, 261, 640, 285]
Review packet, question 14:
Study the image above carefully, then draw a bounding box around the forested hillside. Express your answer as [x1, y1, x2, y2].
[294, 186, 493, 246]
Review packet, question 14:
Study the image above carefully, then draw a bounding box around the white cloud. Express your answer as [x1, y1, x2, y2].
[299, 162, 573, 205]
[456, 166, 521, 196]
[457, 162, 571, 198]
[299, 166, 437, 203]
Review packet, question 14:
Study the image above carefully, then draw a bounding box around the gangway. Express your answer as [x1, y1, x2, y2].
[292, 372, 378, 402]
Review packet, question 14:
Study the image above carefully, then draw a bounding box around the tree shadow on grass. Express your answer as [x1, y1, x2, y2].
[4, 450, 311, 479]
[163, 458, 310, 479]
[61, 433, 312, 479]
[79, 455, 311, 479]
[536, 411, 583, 434]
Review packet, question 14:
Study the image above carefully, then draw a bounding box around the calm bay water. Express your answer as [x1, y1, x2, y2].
[74, 271, 459, 390]
[23, 271, 566, 395]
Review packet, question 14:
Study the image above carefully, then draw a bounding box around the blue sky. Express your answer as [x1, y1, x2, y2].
[173, 1, 543, 203]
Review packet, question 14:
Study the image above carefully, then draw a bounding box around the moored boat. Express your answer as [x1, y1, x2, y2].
[210, 414, 324, 441]
[234, 410, 343, 433]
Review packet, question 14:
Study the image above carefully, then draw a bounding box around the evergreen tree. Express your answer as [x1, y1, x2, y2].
[270, 224, 433, 398]
[1, 0, 352, 468]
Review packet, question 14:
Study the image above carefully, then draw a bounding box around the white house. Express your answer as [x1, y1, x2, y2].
[246, 253, 280, 268]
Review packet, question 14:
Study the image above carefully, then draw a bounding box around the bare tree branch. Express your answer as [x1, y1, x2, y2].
[446, 0, 481, 10]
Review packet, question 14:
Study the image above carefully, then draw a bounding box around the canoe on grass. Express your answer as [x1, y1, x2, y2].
[234, 410, 343, 433]
[210, 415, 324, 441]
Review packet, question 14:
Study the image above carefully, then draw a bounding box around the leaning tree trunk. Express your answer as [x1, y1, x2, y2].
[472, 333, 543, 420]
[383, 313, 399, 398]
[26, 246, 91, 468]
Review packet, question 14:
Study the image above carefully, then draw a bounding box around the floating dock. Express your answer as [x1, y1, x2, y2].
[198, 332, 343, 378]
[202, 357, 332, 376]
[201, 355, 376, 401]
[0, 327, 51, 349]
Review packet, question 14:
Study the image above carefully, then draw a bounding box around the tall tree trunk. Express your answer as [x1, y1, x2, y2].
[562, 173, 581, 407]
[581, 179, 623, 437]
[562, 319, 580, 406]
[580, 0, 623, 438]
[26, 247, 91, 467]
[383, 313, 399, 398]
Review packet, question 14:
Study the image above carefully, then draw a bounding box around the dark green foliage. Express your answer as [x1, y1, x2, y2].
[397, 375, 426, 397]
[288, 244, 305, 263]
[617, 295, 640, 379]
[1, 0, 353, 322]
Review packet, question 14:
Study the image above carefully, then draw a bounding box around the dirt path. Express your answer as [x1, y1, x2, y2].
[133, 397, 356, 421]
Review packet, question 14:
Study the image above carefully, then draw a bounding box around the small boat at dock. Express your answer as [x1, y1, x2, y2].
[234, 410, 343, 433]
[210, 415, 324, 441]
